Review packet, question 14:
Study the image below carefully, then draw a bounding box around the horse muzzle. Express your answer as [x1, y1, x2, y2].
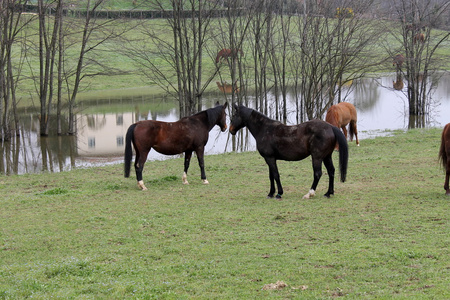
[229, 125, 236, 135]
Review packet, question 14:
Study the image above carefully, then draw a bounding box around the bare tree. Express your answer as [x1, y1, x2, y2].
[0, 0, 33, 141]
[125, 0, 221, 117]
[291, 0, 381, 120]
[386, 0, 450, 128]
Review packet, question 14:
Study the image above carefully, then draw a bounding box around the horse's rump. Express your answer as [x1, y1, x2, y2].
[439, 123, 450, 168]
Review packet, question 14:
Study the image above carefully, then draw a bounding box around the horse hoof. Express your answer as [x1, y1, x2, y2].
[276, 194, 282, 199]
[302, 189, 315, 199]
[267, 195, 274, 199]
[202, 179, 209, 184]
[323, 193, 331, 198]
[137, 181, 148, 190]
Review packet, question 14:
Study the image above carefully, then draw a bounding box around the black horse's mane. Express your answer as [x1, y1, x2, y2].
[241, 105, 280, 125]
[205, 104, 224, 127]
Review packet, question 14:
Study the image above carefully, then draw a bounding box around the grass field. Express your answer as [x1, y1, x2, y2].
[0, 128, 449, 298]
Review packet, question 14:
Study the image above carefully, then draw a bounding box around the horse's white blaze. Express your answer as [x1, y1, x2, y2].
[202, 179, 209, 184]
[302, 189, 315, 199]
[182, 172, 189, 185]
[138, 180, 148, 191]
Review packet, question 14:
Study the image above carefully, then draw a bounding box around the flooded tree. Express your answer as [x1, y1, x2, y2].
[126, 0, 223, 117]
[0, 0, 33, 141]
[386, 0, 450, 128]
[291, 0, 381, 121]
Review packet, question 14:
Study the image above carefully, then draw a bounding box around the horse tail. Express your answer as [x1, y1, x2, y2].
[124, 123, 137, 178]
[349, 120, 356, 141]
[332, 126, 348, 182]
[439, 125, 448, 169]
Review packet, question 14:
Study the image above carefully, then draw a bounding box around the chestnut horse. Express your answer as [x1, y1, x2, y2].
[439, 123, 450, 195]
[393, 73, 404, 91]
[229, 105, 348, 199]
[124, 102, 228, 190]
[326, 102, 359, 146]
[216, 81, 239, 94]
[215, 48, 243, 64]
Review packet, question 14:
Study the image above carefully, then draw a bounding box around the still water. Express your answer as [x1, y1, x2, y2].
[1, 74, 449, 175]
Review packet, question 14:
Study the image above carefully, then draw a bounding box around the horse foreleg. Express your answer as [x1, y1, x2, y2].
[323, 156, 335, 198]
[303, 159, 322, 199]
[264, 157, 282, 199]
[196, 149, 209, 184]
[183, 151, 193, 184]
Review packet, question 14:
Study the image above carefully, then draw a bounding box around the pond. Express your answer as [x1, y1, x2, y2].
[1, 74, 449, 175]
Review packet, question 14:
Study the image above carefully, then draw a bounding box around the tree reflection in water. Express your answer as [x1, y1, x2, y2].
[1, 74, 450, 175]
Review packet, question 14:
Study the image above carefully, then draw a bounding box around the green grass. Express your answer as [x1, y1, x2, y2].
[0, 128, 449, 298]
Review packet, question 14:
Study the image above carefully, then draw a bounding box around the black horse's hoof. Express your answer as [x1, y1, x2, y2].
[276, 194, 282, 199]
[323, 193, 332, 198]
[267, 195, 274, 199]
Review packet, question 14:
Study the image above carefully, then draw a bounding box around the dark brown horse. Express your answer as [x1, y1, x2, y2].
[439, 123, 450, 196]
[325, 102, 360, 146]
[215, 48, 243, 64]
[124, 102, 228, 190]
[229, 105, 348, 199]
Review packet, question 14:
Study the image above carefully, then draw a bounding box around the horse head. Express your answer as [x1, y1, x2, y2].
[214, 101, 228, 132]
[229, 104, 250, 135]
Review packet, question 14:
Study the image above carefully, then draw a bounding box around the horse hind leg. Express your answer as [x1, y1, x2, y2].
[183, 151, 193, 184]
[303, 158, 322, 199]
[323, 156, 335, 198]
[135, 150, 149, 191]
[445, 160, 450, 195]
[350, 120, 360, 146]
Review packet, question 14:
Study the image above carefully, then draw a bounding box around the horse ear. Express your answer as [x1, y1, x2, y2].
[223, 102, 228, 109]
[215, 101, 220, 107]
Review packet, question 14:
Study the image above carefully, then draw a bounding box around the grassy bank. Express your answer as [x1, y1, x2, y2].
[0, 128, 449, 299]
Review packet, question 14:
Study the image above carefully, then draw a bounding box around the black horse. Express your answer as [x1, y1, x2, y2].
[229, 104, 348, 199]
[124, 102, 228, 190]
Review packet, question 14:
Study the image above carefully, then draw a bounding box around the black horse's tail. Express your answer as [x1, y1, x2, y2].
[439, 125, 448, 169]
[124, 123, 137, 178]
[332, 126, 348, 182]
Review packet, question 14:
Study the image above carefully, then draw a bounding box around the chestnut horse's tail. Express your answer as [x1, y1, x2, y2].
[124, 123, 137, 178]
[332, 126, 348, 182]
[349, 120, 356, 141]
[439, 125, 449, 169]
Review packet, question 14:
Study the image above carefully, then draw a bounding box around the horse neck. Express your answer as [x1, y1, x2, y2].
[245, 109, 275, 138]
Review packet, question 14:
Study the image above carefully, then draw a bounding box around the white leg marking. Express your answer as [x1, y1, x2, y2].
[302, 189, 315, 199]
[137, 180, 148, 191]
[182, 172, 189, 185]
[202, 179, 209, 184]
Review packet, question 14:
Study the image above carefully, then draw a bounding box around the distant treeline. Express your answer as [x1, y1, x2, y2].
[17, 4, 244, 19]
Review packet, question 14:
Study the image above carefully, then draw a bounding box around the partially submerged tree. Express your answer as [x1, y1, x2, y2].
[0, 0, 33, 141]
[386, 0, 450, 128]
[292, 0, 381, 120]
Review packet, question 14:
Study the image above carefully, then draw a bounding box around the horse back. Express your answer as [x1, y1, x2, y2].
[326, 102, 356, 127]
[258, 120, 335, 161]
[134, 119, 208, 155]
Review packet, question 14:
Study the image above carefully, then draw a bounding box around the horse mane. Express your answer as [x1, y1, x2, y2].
[241, 106, 279, 125]
[206, 104, 224, 128]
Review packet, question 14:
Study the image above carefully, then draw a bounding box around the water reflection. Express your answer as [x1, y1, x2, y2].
[1, 74, 449, 175]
